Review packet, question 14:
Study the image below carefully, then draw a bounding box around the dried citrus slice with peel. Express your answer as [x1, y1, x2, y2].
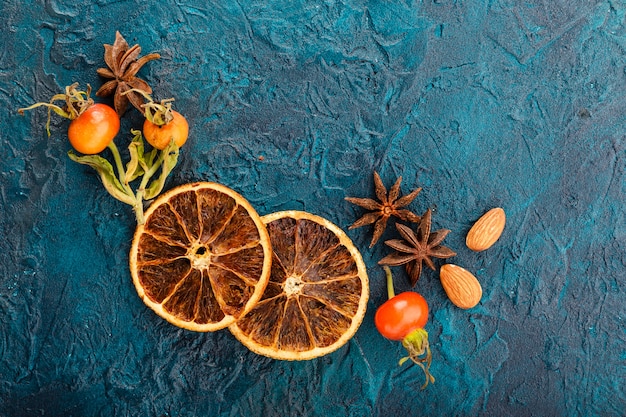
[229, 210, 369, 360]
[129, 182, 272, 332]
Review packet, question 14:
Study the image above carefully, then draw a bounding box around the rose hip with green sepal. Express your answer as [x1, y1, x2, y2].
[18, 83, 120, 155]
[375, 266, 435, 389]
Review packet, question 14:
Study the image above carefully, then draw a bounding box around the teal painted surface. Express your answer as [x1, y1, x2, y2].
[1, 0, 625, 416]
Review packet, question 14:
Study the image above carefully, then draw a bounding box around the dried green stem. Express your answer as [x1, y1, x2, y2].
[108, 142, 133, 195]
[18, 83, 94, 135]
[122, 88, 175, 125]
[400, 328, 435, 390]
[69, 131, 178, 225]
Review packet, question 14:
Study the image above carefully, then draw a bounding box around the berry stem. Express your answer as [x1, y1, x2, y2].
[106, 141, 146, 225]
[133, 192, 146, 226]
[70, 131, 175, 226]
[108, 141, 133, 196]
[384, 265, 395, 300]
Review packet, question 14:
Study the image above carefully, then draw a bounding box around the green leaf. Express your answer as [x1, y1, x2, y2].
[144, 148, 158, 168]
[68, 151, 136, 206]
[125, 132, 146, 184]
[144, 140, 180, 200]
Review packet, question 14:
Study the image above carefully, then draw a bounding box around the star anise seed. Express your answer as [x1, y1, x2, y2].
[379, 208, 456, 286]
[95, 31, 160, 115]
[345, 171, 422, 247]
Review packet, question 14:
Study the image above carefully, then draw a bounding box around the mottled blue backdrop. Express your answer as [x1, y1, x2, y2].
[1, 0, 625, 416]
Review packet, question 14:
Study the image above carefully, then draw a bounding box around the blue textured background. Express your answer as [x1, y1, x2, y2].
[2, 1, 625, 416]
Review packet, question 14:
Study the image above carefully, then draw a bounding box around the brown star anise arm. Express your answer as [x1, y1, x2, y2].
[415, 209, 432, 241]
[119, 44, 142, 75]
[428, 229, 451, 247]
[383, 239, 417, 253]
[125, 53, 161, 78]
[423, 257, 437, 271]
[348, 212, 381, 229]
[373, 171, 389, 203]
[370, 217, 390, 247]
[125, 77, 154, 111]
[429, 246, 457, 259]
[394, 186, 422, 207]
[103, 43, 118, 73]
[393, 209, 421, 223]
[378, 252, 418, 266]
[395, 223, 422, 249]
[96, 67, 116, 79]
[344, 197, 382, 211]
[113, 83, 131, 116]
[406, 261, 424, 286]
[95, 80, 118, 97]
[388, 176, 402, 203]
[107, 31, 131, 73]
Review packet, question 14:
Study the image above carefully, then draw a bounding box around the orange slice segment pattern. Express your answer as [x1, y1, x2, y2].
[130, 182, 272, 332]
[230, 210, 369, 360]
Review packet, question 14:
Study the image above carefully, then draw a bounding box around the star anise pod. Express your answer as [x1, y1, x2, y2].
[96, 31, 160, 116]
[345, 171, 422, 247]
[379, 209, 456, 286]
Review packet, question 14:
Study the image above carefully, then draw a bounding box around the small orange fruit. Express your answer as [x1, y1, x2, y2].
[229, 210, 369, 360]
[129, 182, 272, 332]
[143, 110, 189, 150]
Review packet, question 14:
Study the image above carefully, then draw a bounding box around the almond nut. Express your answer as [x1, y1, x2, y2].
[439, 264, 482, 309]
[466, 207, 506, 251]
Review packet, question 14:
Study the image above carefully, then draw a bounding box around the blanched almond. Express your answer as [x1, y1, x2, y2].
[466, 207, 505, 251]
[439, 264, 482, 309]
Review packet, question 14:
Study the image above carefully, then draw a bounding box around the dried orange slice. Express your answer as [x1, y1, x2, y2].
[229, 210, 369, 360]
[129, 182, 272, 332]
